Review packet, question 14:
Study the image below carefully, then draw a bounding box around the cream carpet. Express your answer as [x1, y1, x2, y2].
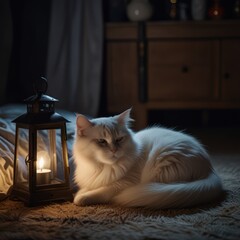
[0, 153, 239, 240]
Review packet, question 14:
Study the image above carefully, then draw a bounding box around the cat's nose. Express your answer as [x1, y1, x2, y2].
[110, 146, 117, 153]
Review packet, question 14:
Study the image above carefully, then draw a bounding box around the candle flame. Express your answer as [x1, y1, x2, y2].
[37, 150, 50, 171]
[38, 157, 44, 171]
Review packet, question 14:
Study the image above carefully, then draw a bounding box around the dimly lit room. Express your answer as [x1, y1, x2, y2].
[0, 0, 240, 239]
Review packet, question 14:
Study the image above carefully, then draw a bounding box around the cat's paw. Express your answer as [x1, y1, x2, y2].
[73, 192, 96, 206]
[73, 193, 88, 206]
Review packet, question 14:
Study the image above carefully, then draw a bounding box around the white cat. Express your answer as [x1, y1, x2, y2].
[73, 109, 223, 209]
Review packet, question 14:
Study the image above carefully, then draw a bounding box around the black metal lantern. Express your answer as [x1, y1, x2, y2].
[11, 78, 73, 206]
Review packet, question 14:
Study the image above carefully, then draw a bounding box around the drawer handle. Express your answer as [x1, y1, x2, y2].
[224, 72, 230, 79]
[181, 66, 189, 73]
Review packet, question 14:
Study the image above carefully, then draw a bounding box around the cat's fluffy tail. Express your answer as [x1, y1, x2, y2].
[113, 172, 223, 209]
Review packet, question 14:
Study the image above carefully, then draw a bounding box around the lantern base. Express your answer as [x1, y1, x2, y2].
[10, 186, 73, 206]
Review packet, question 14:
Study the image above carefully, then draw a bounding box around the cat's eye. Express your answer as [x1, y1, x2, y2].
[97, 139, 107, 145]
[116, 137, 124, 143]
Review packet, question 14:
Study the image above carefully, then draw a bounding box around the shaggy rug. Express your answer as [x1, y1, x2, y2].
[0, 154, 239, 240]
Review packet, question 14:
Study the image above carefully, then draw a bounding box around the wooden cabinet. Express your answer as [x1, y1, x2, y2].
[105, 21, 240, 129]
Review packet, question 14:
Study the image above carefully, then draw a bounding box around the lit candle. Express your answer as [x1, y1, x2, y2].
[37, 157, 51, 185]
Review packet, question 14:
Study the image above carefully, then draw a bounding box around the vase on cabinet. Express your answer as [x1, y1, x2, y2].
[208, 0, 224, 20]
[191, 0, 206, 20]
[126, 0, 153, 22]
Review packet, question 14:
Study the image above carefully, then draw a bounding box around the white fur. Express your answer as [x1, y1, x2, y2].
[73, 110, 223, 209]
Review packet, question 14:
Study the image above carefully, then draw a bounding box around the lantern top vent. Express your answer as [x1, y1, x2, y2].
[12, 77, 69, 124]
[25, 77, 58, 114]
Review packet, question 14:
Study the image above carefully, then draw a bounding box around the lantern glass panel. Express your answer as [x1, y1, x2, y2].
[36, 129, 65, 185]
[15, 128, 29, 189]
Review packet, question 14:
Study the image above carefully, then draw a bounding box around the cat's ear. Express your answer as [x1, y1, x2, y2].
[116, 108, 134, 126]
[76, 114, 93, 136]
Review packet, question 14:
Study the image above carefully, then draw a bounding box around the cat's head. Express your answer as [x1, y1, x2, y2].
[74, 109, 136, 165]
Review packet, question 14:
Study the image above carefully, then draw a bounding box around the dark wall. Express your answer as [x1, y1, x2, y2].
[6, 0, 51, 103]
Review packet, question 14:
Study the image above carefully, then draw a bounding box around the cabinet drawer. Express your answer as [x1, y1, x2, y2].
[148, 40, 218, 101]
[221, 39, 240, 101]
[107, 42, 138, 111]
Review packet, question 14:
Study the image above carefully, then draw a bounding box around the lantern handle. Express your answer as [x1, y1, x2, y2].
[33, 77, 48, 96]
[25, 155, 31, 165]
